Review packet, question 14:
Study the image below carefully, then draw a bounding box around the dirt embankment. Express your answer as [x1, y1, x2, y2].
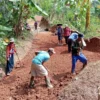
[85, 37, 100, 53]
[58, 61, 100, 100]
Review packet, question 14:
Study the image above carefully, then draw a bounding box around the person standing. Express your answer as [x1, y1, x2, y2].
[57, 24, 63, 45]
[29, 48, 55, 89]
[71, 34, 87, 74]
[63, 25, 71, 45]
[6, 38, 17, 76]
[34, 21, 38, 30]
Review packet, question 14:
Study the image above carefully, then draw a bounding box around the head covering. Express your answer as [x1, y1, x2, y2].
[10, 38, 14, 42]
[48, 48, 56, 54]
[57, 24, 62, 26]
[78, 34, 84, 38]
[65, 24, 68, 27]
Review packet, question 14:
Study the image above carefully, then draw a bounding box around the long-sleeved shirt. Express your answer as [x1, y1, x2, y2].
[6, 43, 16, 59]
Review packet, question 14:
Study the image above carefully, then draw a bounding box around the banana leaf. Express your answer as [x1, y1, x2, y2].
[0, 32, 6, 36]
[32, 2, 48, 16]
[0, 25, 12, 31]
[9, 0, 20, 2]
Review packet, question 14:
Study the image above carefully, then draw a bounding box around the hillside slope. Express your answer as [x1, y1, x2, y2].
[58, 61, 100, 100]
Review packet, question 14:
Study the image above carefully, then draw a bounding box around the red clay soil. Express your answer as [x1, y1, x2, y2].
[0, 32, 100, 100]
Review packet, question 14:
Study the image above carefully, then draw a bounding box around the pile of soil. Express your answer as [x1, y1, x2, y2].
[85, 37, 100, 53]
[49, 25, 57, 34]
[58, 61, 100, 100]
[0, 32, 100, 100]
[39, 17, 50, 30]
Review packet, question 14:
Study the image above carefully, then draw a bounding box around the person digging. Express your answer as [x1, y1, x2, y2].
[6, 38, 17, 76]
[29, 48, 56, 89]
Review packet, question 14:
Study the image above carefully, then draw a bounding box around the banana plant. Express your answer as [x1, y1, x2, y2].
[0, 0, 49, 38]
[65, 0, 90, 31]
[0, 0, 49, 64]
[34, 0, 67, 24]
[0, 38, 7, 64]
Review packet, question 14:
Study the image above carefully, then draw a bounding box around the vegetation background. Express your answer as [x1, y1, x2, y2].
[0, 0, 100, 65]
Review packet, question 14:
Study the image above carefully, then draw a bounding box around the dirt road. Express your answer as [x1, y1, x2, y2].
[0, 32, 100, 100]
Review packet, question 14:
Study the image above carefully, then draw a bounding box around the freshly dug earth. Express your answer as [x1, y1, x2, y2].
[0, 32, 100, 100]
[58, 61, 100, 100]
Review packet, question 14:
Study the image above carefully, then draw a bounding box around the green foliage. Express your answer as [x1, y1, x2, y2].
[84, 15, 100, 39]
[0, 39, 7, 64]
[0, 0, 49, 64]
[0, 0, 100, 65]
[0, 25, 12, 31]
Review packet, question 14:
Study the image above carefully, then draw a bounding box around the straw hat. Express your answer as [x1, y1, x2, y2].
[10, 38, 15, 42]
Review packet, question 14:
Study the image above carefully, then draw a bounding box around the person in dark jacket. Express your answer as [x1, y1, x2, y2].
[71, 34, 87, 74]
[68, 31, 79, 53]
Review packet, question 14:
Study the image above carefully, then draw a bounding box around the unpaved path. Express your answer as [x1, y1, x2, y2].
[0, 32, 100, 100]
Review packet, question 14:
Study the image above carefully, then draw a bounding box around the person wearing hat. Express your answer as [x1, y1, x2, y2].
[6, 38, 16, 76]
[71, 34, 87, 74]
[56, 24, 63, 45]
[29, 48, 56, 89]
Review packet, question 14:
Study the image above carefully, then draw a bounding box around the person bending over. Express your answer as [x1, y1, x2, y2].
[29, 48, 55, 89]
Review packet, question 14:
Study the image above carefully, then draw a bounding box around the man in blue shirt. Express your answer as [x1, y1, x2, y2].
[29, 48, 55, 89]
[57, 24, 63, 45]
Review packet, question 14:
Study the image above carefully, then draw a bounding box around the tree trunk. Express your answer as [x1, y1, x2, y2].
[85, 0, 90, 30]
[14, 0, 23, 37]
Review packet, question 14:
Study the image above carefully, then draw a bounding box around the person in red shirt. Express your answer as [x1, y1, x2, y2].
[6, 38, 16, 76]
[63, 25, 71, 45]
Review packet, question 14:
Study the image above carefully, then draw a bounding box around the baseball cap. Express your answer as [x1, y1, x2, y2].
[48, 48, 56, 54]
[10, 38, 15, 42]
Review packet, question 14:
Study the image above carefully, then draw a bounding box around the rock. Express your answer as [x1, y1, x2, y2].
[74, 77, 79, 81]
[59, 82, 64, 87]
[10, 87, 15, 91]
[35, 94, 40, 99]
